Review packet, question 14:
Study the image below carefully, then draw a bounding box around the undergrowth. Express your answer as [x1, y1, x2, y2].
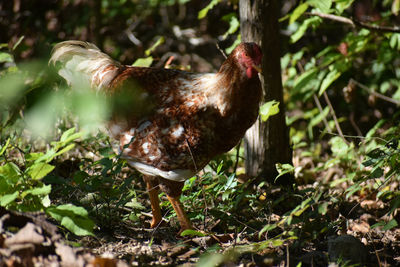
[1, 0, 400, 265]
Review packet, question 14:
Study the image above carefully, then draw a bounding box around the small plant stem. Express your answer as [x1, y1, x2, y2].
[323, 91, 347, 143]
[313, 94, 332, 132]
[233, 139, 242, 174]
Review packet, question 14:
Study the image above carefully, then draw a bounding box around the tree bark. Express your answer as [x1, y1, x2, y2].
[240, 0, 293, 184]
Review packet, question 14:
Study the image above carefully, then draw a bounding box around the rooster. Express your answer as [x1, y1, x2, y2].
[50, 41, 262, 233]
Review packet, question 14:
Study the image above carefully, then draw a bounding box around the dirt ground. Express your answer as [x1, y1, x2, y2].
[1, 191, 400, 267]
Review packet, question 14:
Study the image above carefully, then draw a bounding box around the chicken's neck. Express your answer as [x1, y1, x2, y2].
[203, 65, 260, 118]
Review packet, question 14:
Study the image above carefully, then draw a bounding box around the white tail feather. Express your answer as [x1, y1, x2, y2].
[49, 41, 121, 89]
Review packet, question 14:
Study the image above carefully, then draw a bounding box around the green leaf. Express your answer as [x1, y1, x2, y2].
[0, 191, 18, 206]
[36, 149, 56, 163]
[260, 100, 280, 122]
[59, 128, 82, 144]
[275, 163, 294, 180]
[198, 0, 220, 19]
[28, 162, 55, 180]
[371, 221, 385, 229]
[329, 136, 349, 157]
[223, 173, 236, 190]
[0, 138, 10, 156]
[222, 13, 240, 39]
[46, 204, 94, 236]
[125, 198, 145, 210]
[22, 184, 51, 197]
[12, 36, 24, 51]
[0, 162, 21, 185]
[259, 223, 277, 237]
[0, 52, 13, 63]
[293, 67, 318, 93]
[225, 35, 241, 54]
[54, 143, 75, 158]
[293, 204, 310, 216]
[291, 17, 321, 43]
[362, 158, 378, 167]
[180, 229, 207, 237]
[335, 0, 355, 13]
[392, 0, 400, 16]
[197, 253, 225, 267]
[307, 0, 332, 12]
[367, 148, 385, 159]
[289, 3, 309, 25]
[145, 37, 165, 56]
[270, 239, 284, 247]
[309, 106, 329, 128]
[390, 34, 400, 50]
[370, 166, 384, 178]
[318, 202, 329, 215]
[318, 69, 341, 96]
[383, 219, 398, 231]
[132, 56, 153, 67]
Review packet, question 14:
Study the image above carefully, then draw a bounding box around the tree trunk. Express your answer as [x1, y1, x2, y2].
[239, 0, 293, 184]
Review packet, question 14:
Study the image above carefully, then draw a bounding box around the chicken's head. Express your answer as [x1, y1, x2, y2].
[236, 42, 262, 79]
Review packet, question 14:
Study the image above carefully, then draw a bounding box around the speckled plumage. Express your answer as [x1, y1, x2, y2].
[50, 41, 262, 231]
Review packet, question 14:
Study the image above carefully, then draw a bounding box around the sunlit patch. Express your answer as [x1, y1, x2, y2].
[142, 142, 150, 154]
[171, 125, 184, 138]
[186, 101, 194, 107]
[165, 95, 173, 103]
[124, 133, 133, 142]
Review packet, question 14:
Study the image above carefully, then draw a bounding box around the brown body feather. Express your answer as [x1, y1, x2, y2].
[50, 41, 262, 232]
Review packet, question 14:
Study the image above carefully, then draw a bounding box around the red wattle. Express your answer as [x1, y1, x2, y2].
[246, 67, 254, 78]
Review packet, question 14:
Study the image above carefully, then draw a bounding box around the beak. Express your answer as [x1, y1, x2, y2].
[252, 64, 262, 74]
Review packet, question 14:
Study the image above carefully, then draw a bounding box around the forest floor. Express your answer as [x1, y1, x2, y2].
[1, 177, 400, 267]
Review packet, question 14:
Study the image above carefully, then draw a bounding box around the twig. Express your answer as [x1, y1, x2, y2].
[313, 94, 332, 132]
[367, 232, 382, 267]
[323, 91, 347, 143]
[306, 12, 355, 26]
[216, 43, 227, 59]
[350, 79, 400, 106]
[324, 131, 389, 144]
[185, 139, 198, 173]
[186, 138, 208, 230]
[233, 139, 242, 174]
[354, 19, 400, 33]
[306, 11, 400, 33]
[349, 111, 363, 136]
[286, 243, 290, 267]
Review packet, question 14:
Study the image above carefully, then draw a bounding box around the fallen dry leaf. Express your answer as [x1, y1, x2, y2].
[4, 223, 44, 247]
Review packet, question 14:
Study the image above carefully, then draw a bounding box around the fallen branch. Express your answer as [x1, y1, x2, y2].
[350, 79, 400, 106]
[306, 12, 400, 33]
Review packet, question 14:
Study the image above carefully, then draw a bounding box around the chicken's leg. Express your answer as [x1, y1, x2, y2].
[158, 178, 193, 233]
[143, 176, 162, 228]
[167, 195, 192, 233]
